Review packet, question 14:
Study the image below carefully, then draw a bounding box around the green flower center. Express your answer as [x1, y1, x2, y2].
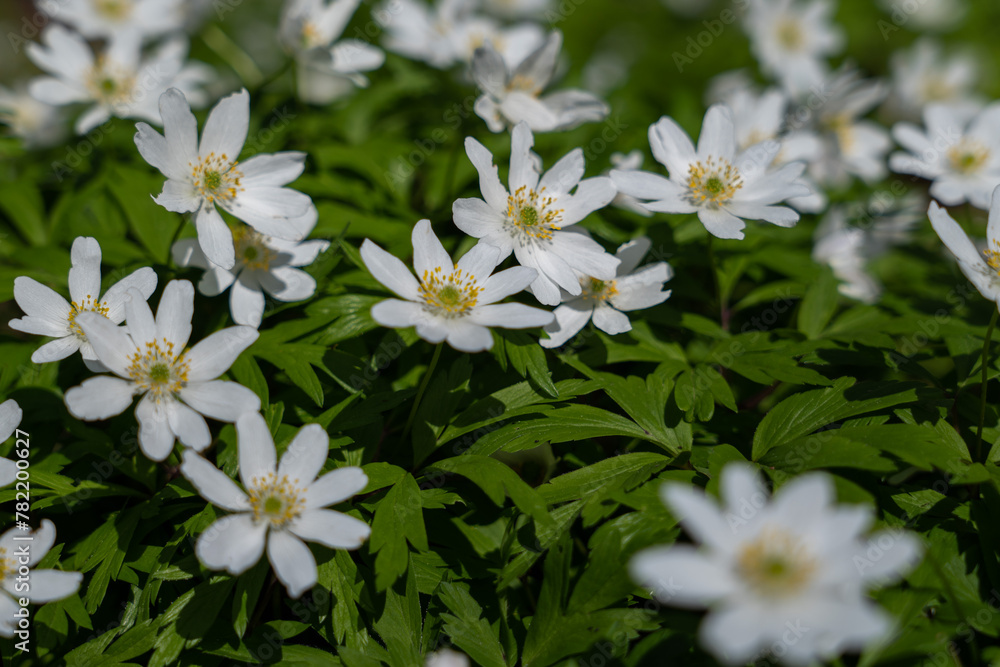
[100, 78, 117, 94]
[264, 495, 284, 514]
[204, 170, 223, 190]
[148, 363, 172, 384]
[438, 284, 461, 306]
[704, 177, 724, 195]
[520, 206, 539, 227]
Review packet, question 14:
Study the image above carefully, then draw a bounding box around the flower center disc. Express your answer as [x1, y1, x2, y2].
[191, 152, 244, 204]
[506, 186, 563, 241]
[736, 528, 816, 598]
[234, 227, 275, 271]
[776, 19, 803, 51]
[127, 338, 190, 400]
[582, 276, 618, 302]
[686, 157, 743, 207]
[419, 267, 482, 317]
[96, 0, 133, 20]
[948, 141, 989, 174]
[248, 473, 305, 528]
[87, 59, 136, 106]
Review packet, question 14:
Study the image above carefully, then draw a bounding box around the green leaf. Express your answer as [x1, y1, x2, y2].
[797, 267, 839, 339]
[437, 582, 507, 667]
[369, 473, 428, 591]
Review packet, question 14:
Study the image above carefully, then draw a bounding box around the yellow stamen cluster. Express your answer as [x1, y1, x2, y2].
[947, 141, 990, 174]
[581, 277, 618, 302]
[191, 152, 244, 204]
[419, 267, 482, 317]
[234, 227, 276, 271]
[86, 57, 136, 107]
[248, 473, 305, 528]
[505, 185, 563, 241]
[775, 18, 803, 51]
[126, 338, 190, 401]
[67, 295, 110, 338]
[300, 21, 324, 50]
[507, 74, 538, 94]
[921, 77, 954, 103]
[686, 156, 743, 207]
[736, 528, 817, 598]
[0, 548, 13, 581]
[95, 0, 133, 20]
[984, 240, 1000, 272]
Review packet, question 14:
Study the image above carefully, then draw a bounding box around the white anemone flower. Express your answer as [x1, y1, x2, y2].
[0, 84, 66, 149]
[471, 31, 609, 133]
[172, 224, 330, 329]
[812, 207, 881, 304]
[37, 0, 185, 41]
[719, 86, 826, 213]
[64, 280, 261, 462]
[135, 88, 317, 271]
[743, 0, 844, 97]
[27, 26, 206, 135]
[928, 186, 1000, 307]
[611, 105, 810, 240]
[888, 39, 981, 119]
[452, 121, 620, 305]
[181, 412, 371, 598]
[481, 0, 553, 19]
[376, 0, 543, 70]
[279, 0, 386, 105]
[890, 103, 1000, 211]
[541, 237, 672, 348]
[8, 236, 157, 371]
[425, 649, 471, 667]
[878, 0, 966, 32]
[806, 69, 891, 189]
[0, 400, 23, 488]
[0, 520, 83, 637]
[630, 464, 922, 666]
[361, 219, 553, 352]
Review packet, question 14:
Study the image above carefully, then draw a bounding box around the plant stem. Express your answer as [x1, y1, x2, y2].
[402, 344, 442, 441]
[706, 236, 729, 331]
[976, 308, 999, 462]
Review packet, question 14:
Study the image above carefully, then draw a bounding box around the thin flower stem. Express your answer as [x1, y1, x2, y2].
[706, 236, 729, 332]
[402, 344, 443, 441]
[976, 308, 999, 462]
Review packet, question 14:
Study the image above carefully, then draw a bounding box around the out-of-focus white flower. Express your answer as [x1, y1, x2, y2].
[8, 237, 157, 371]
[611, 105, 810, 240]
[361, 219, 552, 352]
[878, 0, 966, 32]
[743, 0, 844, 97]
[631, 463, 923, 666]
[182, 412, 370, 598]
[377, 0, 543, 70]
[38, 0, 185, 41]
[0, 520, 83, 637]
[279, 0, 385, 105]
[27, 26, 208, 135]
[0, 84, 66, 148]
[0, 400, 22, 488]
[471, 31, 609, 133]
[813, 207, 881, 303]
[541, 237, 672, 348]
[172, 221, 330, 329]
[888, 39, 981, 119]
[453, 122, 619, 305]
[135, 88, 317, 270]
[890, 103, 1000, 210]
[425, 649, 470, 667]
[64, 280, 261, 462]
[481, 0, 553, 19]
[720, 86, 826, 213]
[928, 185, 1000, 308]
[805, 69, 891, 189]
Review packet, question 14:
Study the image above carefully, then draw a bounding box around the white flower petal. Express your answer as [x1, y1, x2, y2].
[12, 277, 71, 324]
[650, 115, 697, 177]
[7, 316, 71, 338]
[560, 177, 616, 226]
[0, 400, 22, 444]
[180, 450, 251, 512]
[154, 179, 200, 214]
[124, 287, 157, 349]
[199, 89, 249, 161]
[135, 395, 177, 461]
[662, 483, 737, 555]
[65, 376, 135, 420]
[225, 188, 313, 241]
[239, 152, 307, 188]
[630, 544, 737, 608]
[609, 170, 681, 202]
[698, 602, 771, 665]
[698, 207, 746, 240]
[179, 380, 261, 422]
[445, 320, 494, 352]
[277, 424, 328, 484]
[371, 299, 424, 328]
[305, 467, 368, 510]
[478, 266, 537, 305]
[540, 302, 592, 349]
[359, 240, 420, 300]
[157, 88, 200, 180]
[0, 458, 15, 489]
[464, 137, 508, 211]
[196, 513, 267, 575]
[102, 268, 158, 323]
[68, 237, 102, 305]
[74, 312, 135, 377]
[195, 205, 236, 271]
[184, 326, 258, 382]
[510, 121, 540, 193]
[500, 92, 560, 132]
[31, 336, 81, 364]
[0, 594, 19, 637]
[155, 280, 195, 350]
[455, 243, 502, 285]
[168, 400, 211, 451]
[549, 232, 620, 280]
[452, 199, 508, 250]
[22, 570, 82, 604]
[539, 148, 584, 197]
[230, 273, 265, 328]
[267, 530, 317, 599]
[469, 303, 552, 329]
[237, 412, 277, 485]
[412, 219, 454, 277]
[290, 509, 371, 550]
[697, 104, 737, 160]
[591, 304, 630, 335]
